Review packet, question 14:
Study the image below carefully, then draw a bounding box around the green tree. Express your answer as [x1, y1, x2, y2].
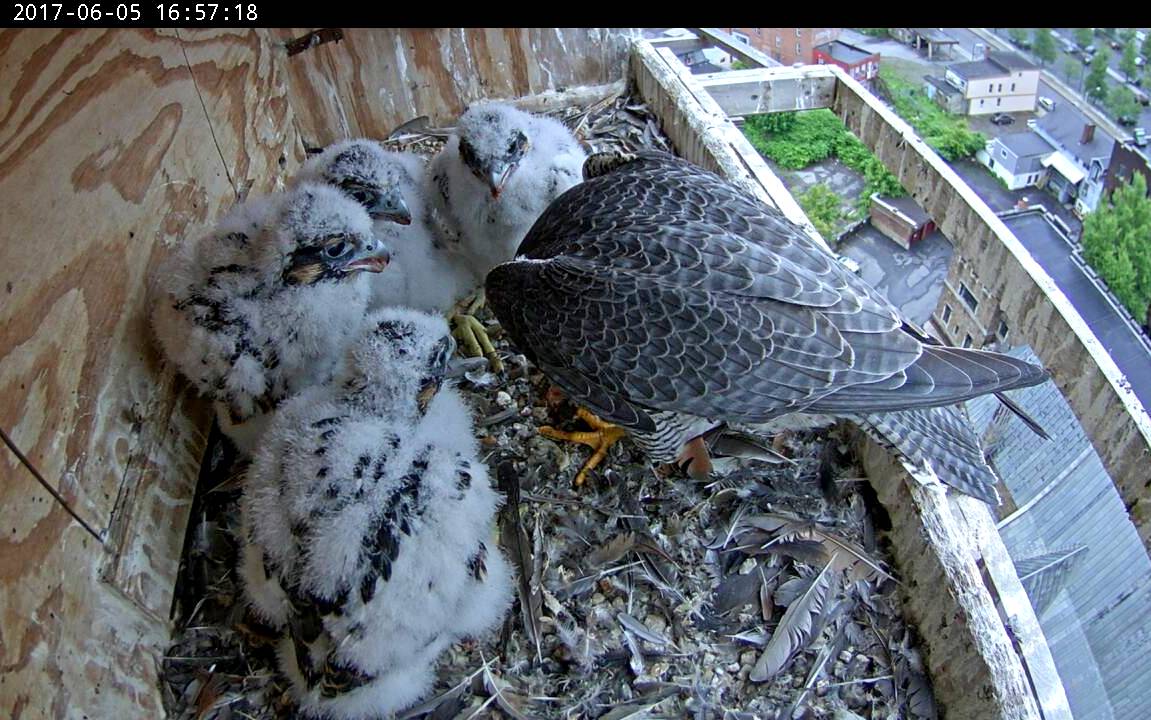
[1033, 29, 1056, 65]
[1142, 32, 1151, 64]
[1121, 38, 1140, 79]
[1086, 51, 1110, 102]
[1063, 57, 1084, 90]
[1008, 28, 1029, 47]
[1109, 86, 1141, 122]
[798, 184, 845, 239]
[1075, 27, 1093, 49]
[1082, 173, 1151, 316]
[1119, 28, 1136, 45]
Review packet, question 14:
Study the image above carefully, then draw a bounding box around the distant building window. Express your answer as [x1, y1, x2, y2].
[980, 98, 985, 107]
[1011, 82, 1016, 91]
[959, 282, 978, 311]
[1001, 149, 1007, 158]
[796, 41, 801, 55]
[776, 36, 781, 47]
[989, 83, 994, 93]
[997, 319, 1009, 341]
[997, 98, 1002, 106]
[997, 83, 1002, 92]
[943, 304, 953, 323]
[734, 31, 751, 45]
[796, 28, 802, 36]
[963, 334, 974, 348]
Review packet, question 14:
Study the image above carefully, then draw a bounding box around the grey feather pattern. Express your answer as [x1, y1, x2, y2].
[750, 559, 839, 682]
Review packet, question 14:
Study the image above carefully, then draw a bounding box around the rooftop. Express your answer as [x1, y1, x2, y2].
[948, 50, 1037, 81]
[875, 194, 932, 226]
[909, 28, 958, 44]
[996, 131, 1056, 158]
[1035, 114, 1114, 164]
[815, 40, 874, 65]
[924, 74, 963, 97]
[989, 50, 1038, 72]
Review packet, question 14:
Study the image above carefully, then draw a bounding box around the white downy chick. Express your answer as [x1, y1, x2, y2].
[151, 184, 390, 455]
[239, 308, 512, 719]
[296, 139, 472, 313]
[427, 102, 586, 286]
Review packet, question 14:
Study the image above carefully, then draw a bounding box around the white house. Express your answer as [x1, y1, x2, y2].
[980, 132, 1056, 189]
[944, 51, 1040, 115]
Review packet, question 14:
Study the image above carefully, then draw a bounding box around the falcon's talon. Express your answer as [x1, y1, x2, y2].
[451, 312, 502, 373]
[539, 409, 627, 487]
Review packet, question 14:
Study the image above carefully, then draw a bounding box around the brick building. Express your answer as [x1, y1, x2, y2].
[813, 40, 880, 85]
[724, 28, 840, 65]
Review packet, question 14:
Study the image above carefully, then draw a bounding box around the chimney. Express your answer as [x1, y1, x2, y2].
[1081, 123, 1096, 145]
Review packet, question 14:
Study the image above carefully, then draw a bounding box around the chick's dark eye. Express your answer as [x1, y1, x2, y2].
[323, 242, 350, 259]
[350, 189, 369, 203]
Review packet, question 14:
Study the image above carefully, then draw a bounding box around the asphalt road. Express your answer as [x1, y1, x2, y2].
[1001, 212, 1151, 412]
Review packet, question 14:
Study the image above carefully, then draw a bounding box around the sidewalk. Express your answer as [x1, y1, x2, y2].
[969, 27, 1132, 143]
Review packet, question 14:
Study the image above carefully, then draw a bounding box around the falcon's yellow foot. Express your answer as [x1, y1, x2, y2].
[451, 289, 502, 373]
[540, 407, 627, 487]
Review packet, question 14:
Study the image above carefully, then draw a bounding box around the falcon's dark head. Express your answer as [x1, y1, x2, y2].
[275, 184, 391, 287]
[301, 140, 412, 225]
[456, 103, 532, 199]
[345, 309, 455, 416]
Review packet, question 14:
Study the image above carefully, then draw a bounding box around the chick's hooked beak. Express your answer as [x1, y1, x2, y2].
[486, 163, 516, 199]
[370, 186, 412, 225]
[417, 336, 456, 413]
[344, 236, 391, 274]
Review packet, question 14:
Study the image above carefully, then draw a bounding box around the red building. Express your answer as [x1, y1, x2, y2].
[813, 40, 880, 85]
[725, 28, 840, 65]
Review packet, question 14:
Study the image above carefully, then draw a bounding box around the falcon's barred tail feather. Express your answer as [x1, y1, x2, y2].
[854, 406, 1002, 504]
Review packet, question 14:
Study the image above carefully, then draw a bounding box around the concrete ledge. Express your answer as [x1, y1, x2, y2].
[860, 438, 1043, 720]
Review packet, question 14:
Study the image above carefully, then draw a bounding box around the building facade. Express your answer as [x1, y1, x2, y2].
[726, 27, 840, 65]
[944, 51, 1040, 115]
[1029, 118, 1113, 216]
[980, 132, 1056, 190]
[1104, 141, 1151, 198]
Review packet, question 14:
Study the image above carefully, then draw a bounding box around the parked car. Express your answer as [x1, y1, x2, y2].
[836, 254, 862, 274]
[991, 113, 1015, 125]
[1038, 96, 1056, 112]
[1134, 128, 1148, 147]
[1084, 44, 1097, 54]
[1118, 114, 1139, 127]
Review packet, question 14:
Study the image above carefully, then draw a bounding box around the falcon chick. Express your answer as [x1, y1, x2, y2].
[296, 139, 473, 314]
[486, 151, 1050, 503]
[151, 184, 389, 455]
[239, 308, 512, 719]
[428, 102, 587, 280]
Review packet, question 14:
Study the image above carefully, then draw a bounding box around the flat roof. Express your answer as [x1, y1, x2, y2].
[997, 132, 1056, 158]
[815, 40, 874, 65]
[949, 59, 1005, 81]
[910, 28, 958, 44]
[874, 194, 931, 226]
[949, 51, 1036, 81]
[924, 74, 963, 96]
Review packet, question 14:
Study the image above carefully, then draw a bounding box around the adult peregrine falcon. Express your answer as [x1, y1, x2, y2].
[486, 151, 1049, 502]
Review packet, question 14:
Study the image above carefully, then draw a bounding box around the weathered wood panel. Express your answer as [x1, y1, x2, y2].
[0, 455, 171, 719]
[0, 27, 241, 717]
[174, 28, 305, 196]
[860, 439, 1042, 720]
[273, 28, 637, 149]
[829, 66, 1151, 551]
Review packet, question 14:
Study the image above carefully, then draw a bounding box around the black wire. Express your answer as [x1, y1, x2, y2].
[0, 425, 106, 546]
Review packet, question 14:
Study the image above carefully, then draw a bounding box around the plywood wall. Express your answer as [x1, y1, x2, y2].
[0, 27, 631, 717]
